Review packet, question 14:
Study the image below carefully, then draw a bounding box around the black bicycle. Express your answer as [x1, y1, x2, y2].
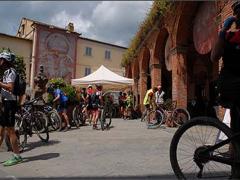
[15, 98, 49, 151]
[100, 103, 112, 131]
[170, 116, 239, 179]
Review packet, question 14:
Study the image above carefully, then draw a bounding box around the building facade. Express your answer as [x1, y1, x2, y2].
[125, 1, 232, 117]
[0, 17, 126, 91]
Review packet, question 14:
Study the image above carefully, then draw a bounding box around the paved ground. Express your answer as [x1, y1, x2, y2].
[0, 118, 177, 179]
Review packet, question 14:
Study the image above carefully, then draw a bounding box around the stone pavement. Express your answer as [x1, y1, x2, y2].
[0, 118, 177, 179]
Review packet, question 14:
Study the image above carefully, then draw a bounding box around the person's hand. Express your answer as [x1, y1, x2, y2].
[222, 16, 236, 31]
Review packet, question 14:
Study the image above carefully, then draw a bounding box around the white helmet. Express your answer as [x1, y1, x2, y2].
[0, 51, 15, 63]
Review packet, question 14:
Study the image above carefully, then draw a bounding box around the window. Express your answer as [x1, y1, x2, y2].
[105, 50, 111, 60]
[84, 67, 91, 76]
[85, 47, 92, 56]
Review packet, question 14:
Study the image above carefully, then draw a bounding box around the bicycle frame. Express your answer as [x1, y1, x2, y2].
[199, 131, 240, 166]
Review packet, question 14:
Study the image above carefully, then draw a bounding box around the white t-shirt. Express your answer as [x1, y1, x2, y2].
[155, 90, 165, 105]
[1, 68, 16, 101]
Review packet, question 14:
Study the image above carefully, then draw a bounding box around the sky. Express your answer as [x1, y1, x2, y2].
[0, 1, 153, 47]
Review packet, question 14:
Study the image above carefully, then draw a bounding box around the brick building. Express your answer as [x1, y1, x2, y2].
[125, 1, 233, 116]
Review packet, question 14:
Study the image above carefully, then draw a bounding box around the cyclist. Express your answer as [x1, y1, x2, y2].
[86, 84, 94, 124]
[155, 85, 165, 108]
[124, 91, 134, 119]
[91, 84, 103, 130]
[51, 84, 71, 131]
[211, 1, 240, 177]
[141, 87, 158, 123]
[0, 51, 22, 166]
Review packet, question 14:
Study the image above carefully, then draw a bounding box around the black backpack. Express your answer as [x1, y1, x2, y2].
[10, 69, 26, 96]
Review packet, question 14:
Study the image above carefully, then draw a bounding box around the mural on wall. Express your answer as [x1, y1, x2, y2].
[164, 36, 172, 71]
[193, 2, 218, 54]
[36, 29, 77, 82]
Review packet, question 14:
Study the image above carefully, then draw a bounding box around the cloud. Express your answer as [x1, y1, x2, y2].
[50, 11, 93, 34]
[0, 1, 153, 47]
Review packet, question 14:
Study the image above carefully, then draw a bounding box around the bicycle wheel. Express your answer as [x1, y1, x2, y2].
[172, 108, 191, 126]
[147, 110, 164, 129]
[170, 117, 236, 179]
[48, 109, 62, 131]
[72, 107, 81, 128]
[15, 114, 27, 151]
[32, 111, 49, 142]
[100, 108, 112, 131]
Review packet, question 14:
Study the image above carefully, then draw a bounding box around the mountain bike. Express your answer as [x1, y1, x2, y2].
[15, 98, 49, 152]
[170, 116, 239, 179]
[99, 103, 112, 131]
[72, 103, 87, 127]
[144, 102, 190, 129]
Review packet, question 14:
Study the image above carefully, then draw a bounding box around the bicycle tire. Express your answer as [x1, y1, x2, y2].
[48, 109, 62, 131]
[146, 110, 164, 129]
[72, 107, 81, 128]
[15, 114, 27, 151]
[172, 108, 191, 126]
[100, 108, 112, 131]
[32, 111, 49, 142]
[170, 116, 237, 179]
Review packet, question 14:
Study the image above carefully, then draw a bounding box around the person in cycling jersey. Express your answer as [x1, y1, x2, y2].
[51, 84, 70, 131]
[91, 84, 103, 130]
[0, 51, 23, 166]
[141, 87, 158, 123]
[211, 1, 240, 177]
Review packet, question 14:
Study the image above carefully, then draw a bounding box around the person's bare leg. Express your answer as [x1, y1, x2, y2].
[6, 127, 19, 154]
[0, 126, 5, 146]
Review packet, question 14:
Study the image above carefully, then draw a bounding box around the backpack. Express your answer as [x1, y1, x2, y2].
[10, 69, 26, 96]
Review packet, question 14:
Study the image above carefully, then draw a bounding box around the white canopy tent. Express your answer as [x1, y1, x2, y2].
[71, 65, 134, 89]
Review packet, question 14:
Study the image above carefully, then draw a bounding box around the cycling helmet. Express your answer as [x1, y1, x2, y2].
[232, 1, 240, 12]
[95, 84, 102, 90]
[87, 84, 93, 89]
[0, 51, 15, 63]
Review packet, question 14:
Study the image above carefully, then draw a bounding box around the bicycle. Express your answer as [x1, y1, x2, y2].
[99, 102, 112, 131]
[15, 98, 49, 152]
[43, 104, 62, 131]
[72, 103, 87, 127]
[170, 116, 239, 179]
[144, 101, 190, 129]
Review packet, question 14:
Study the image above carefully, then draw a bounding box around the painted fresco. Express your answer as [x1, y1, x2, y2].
[193, 2, 218, 55]
[36, 29, 76, 82]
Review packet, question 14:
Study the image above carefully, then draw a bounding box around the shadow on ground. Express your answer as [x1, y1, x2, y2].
[22, 152, 60, 163]
[22, 140, 61, 153]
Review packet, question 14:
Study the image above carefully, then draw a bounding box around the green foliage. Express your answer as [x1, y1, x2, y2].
[48, 78, 77, 104]
[0, 48, 26, 80]
[121, 0, 171, 67]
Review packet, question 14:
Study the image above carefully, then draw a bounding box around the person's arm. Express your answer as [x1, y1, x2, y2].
[0, 82, 14, 92]
[211, 16, 236, 62]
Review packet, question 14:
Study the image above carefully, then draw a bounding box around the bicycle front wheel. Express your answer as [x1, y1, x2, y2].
[48, 109, 62, 131]
[72, 107, 81, 128]
[100, 108, 112, 131]
[32, 111, 49, 142]
[146, 110, 164, 128]
[172, 108, 190, 126]
[170, 117, 236, 179]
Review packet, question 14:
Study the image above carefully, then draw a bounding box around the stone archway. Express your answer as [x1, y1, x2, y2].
[173, 1, 219, 112]
[154, 28, 172, 100]
[139, 47, 151, 108]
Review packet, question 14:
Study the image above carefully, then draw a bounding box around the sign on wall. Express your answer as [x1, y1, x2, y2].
[35, 29, 77, 82]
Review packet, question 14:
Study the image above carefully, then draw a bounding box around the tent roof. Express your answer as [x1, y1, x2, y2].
[71, 65, 134, 87]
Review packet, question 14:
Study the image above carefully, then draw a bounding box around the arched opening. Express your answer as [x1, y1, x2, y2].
[176, 1, 218, 117]
[133, 60, 140, 106]
[142, 47, 151, 90]
[154, 29, 172, 100]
